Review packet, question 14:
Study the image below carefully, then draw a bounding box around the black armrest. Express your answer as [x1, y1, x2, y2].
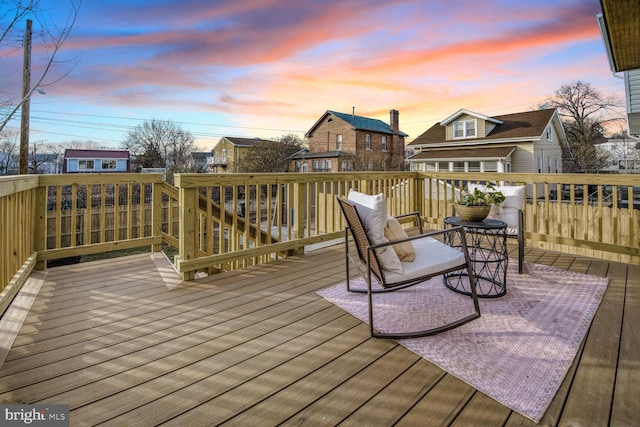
[368, 225, 465, 251]
[393, 211, 423, 234]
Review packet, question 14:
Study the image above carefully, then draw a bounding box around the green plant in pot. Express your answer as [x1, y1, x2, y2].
[454, 185, 506, 222]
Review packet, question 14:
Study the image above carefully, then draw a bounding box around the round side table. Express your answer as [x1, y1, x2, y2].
[443, 216, 508, 298]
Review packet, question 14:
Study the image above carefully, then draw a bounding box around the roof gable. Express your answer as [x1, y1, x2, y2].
[440, 109, 503, 126]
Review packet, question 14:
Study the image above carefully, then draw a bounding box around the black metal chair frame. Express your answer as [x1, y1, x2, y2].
[337, 197, 481, 339]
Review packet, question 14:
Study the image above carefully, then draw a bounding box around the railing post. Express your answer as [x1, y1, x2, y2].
[289, 182, 305, 255]
[151, 181, 163, 252]
[175, 175, 197, 281]
[413, 172, 425, 221]
[33, 184, 47, 270]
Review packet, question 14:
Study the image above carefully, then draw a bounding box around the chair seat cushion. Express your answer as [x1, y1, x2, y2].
[383, 236, 466, 286]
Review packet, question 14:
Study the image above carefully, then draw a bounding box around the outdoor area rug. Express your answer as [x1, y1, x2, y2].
[317, 262, 609, 423]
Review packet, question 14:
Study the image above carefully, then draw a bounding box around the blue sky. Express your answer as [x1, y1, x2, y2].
[0, 0, 625, 149]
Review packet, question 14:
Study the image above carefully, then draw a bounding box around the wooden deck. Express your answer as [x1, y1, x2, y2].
[0, 243, 638, 426]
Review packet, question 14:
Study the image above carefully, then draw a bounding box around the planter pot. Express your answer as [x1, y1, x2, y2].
[454, 204, 491, 222]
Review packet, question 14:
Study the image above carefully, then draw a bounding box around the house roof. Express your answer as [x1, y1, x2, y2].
[64, 149, 130, 159]
[292, 150, 347, 159]
[598, 0, 640, 72]
[408, 108, 557, 146]
[306, 110, 408, 137]
[407, 146, 516, 161]
[440, 109, 504, 126]
[221, 137, 276, 147]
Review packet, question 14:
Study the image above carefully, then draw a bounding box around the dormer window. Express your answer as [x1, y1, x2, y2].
[453, 120, 476, 138]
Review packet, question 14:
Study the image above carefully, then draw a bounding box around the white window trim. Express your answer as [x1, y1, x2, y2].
[365, 134, 371, 150]
[453, 119, 477, 139]
[381, 135, 387, 151]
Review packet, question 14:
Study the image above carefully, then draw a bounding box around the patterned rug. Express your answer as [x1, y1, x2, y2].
[317, 262, 608, 423]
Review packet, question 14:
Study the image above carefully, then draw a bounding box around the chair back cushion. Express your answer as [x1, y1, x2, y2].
[384, 216, 416, 261]
[468, 184, 525, 230]
[346, 190, 403, 274]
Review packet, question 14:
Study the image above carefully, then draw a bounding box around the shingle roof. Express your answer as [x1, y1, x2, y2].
[327, 111, 409, 137]
[64, 149, 130, 159]
[224, 137, 276, 147]
[408, 109, 556, 146]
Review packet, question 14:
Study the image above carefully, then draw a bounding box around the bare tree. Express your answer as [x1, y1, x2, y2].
[0, 0, 82, 133]
[28, 138, 47, 173]
[122, 119, 196, 182]
[238, 136, 304, 172]
[548, 81, 622, 173]
[0, 130, 19, 175]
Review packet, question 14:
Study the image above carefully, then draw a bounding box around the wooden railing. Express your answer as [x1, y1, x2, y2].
[1, 172, 639, 310]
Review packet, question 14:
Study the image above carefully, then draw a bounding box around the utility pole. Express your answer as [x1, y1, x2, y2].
[19, 19, 32, 174]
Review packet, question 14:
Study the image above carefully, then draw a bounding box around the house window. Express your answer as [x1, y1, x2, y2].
[221, 149, 226, 162]
[538, 156, 543, 173]
[102, 160, 116, 170]
[453, 120, 476, 138]
[325, 160, 331, 172]
[546, 126, 552, 140]
[381, 136, 387, 151]
[301, 163, 308, 172]
[365, 134, 371, 150]
[336, 134, 342, 150]
[79, 160, 94, 170]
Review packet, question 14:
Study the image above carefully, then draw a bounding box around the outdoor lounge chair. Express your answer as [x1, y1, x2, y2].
[467, 184, 526, 274]
[337, 191, 480, 339]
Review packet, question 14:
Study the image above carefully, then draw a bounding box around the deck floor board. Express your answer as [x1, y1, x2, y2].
[0, 243, 637, 426]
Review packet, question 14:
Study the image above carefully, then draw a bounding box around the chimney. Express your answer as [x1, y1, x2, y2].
[390, 109, 399, 134]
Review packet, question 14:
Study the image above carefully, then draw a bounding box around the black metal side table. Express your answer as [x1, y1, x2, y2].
[443, 216, 508, 298]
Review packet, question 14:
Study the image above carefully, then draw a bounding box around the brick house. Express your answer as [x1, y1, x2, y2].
[293, 109, 408, 172]
[406, 108, 567, 174]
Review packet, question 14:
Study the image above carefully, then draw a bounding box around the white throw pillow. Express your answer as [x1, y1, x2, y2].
[467, 184, 525, 229]
[347, 189, 403, 274]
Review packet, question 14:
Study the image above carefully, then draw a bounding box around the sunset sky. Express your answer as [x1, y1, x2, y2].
[0, 0, 626, 149]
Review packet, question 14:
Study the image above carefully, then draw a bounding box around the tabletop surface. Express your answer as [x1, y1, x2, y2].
[444, 216, 507, 229]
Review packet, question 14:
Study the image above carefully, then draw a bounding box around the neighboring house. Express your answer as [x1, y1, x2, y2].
[2, 153, 59, 174]
[62, 149, 130, 173]
[208, 137, 275, 173]
[294, 109, 408, 172]
[188, 151, 211, 173]
[596, 137, 640, 173]
[406, 108, 567, 174]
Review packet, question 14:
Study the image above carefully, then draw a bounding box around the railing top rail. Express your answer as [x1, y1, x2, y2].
[174, 171, 416, 188]
[39, 173, 165, 186]
[0, 175, 40, 197]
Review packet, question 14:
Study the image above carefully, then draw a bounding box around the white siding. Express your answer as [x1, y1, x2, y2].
[626, 69, 640, 113]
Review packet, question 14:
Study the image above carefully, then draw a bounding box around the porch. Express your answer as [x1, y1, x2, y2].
[0, 243, 637, 426]
[1, 171, 639, 425]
